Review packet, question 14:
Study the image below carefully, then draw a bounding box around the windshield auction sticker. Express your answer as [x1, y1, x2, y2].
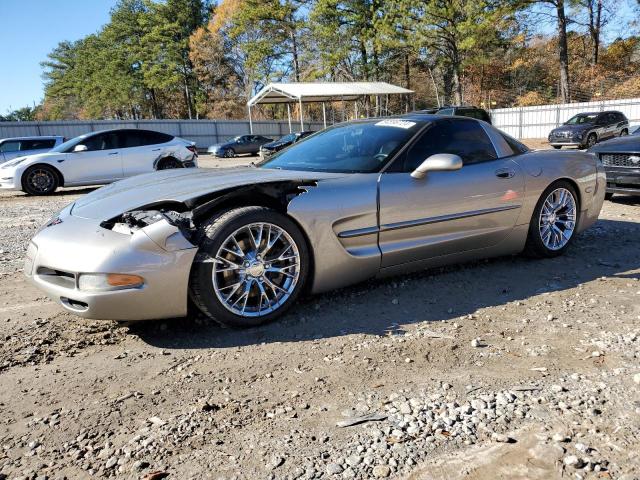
[375, 119, 416, 129]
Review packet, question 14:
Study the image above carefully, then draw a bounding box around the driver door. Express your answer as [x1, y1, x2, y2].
[378, 119, 524, 267]
[63, 131, 123, 184]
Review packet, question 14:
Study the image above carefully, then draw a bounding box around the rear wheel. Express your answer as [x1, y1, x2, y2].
[586, 133, 597, 148]
[620, 129, 628, 136]
[22, 165, 59, 195]
[553, 146, 562, 150]
[524, 181, 579, 258]
[157, 157, 181, 170]
[604, 192, 614, 201]
[189, 206, 309, 327]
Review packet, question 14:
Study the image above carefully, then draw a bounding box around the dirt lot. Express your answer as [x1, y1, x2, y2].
[1, 152, 639, 480]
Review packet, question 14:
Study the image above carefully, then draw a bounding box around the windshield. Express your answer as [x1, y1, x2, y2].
[260, 120, 421, 173]
[565, 114, 598, 125]
[51, 132, 94, 153]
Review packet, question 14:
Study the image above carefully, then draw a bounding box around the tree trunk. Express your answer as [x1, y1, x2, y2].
[359, 40, 369, 80]
[290, 26, 300, 82]
[404, 52, 411, 111]
[588, 0, 602, 65]
[556, 0, 571, 102]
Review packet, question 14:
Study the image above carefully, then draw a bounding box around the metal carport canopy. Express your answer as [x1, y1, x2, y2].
[247, 82, 413, 105]
[246, 82, 414, 133]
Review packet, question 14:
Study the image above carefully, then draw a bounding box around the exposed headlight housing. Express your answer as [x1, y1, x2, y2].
[1, 157, 28, 168]
[78, 273, 144, 291]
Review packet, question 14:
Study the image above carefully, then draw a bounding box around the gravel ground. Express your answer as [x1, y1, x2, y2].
[1, 152, 639, 480]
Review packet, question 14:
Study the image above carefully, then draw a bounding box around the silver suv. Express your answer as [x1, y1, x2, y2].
[0, 136, 65, 163]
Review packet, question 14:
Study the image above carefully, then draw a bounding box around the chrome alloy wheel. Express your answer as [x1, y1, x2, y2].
[27, 168, 55, 193]
[538, 187, 576, 251]
[212, 222, 301, 317]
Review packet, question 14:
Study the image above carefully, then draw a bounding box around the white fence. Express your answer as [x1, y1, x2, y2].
[0, 119, 325, 150]
[491, 97, 640, 139]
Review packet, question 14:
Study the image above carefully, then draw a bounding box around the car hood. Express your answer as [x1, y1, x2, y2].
[551, 124, 592, 134]
[0, 151, 64, 169]
[71, 167, 343, 220]
[588, 135, 640, 153]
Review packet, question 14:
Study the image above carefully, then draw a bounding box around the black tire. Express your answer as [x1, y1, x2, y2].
[189, 206, 309, 327]
[620, 129, 628, 136]
[604, 192, 614, 201]
[553, 146, 562, 149]
[224, 149, 235, 158]
[157, 157, 181, 170]
[22, 165, 59, 195]
[524, 180, 580, 258]
[586, 133, 597, 148]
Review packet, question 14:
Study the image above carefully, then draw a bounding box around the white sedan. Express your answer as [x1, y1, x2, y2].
[0, 129, 198, 195]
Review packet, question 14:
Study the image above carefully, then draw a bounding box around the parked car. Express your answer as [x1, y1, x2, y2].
[259, 131, 315, 158]
[548, 111, 629, 149]
[414, 106, 492, 124]
[0, 136, 65, 164]
[208, 135, 273, 157]
[24, 114, 604, 327]
[0, 129, 197, 195]
[588, 134, 640, 199]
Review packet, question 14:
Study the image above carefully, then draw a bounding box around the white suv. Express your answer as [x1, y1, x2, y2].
[0, 129, 198, 195]
[0, 136, 65, 163]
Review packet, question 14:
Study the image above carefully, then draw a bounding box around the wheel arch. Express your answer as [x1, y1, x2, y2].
[187, 182, 318, 291]
[154, 156, 179, 170]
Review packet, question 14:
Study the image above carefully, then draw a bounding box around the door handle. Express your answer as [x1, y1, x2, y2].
[152, 148, 161, 151]
[108, 152, 119, 155]
[495, 168, 515, 179]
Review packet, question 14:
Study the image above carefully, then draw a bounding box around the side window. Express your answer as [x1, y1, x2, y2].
[437, 108, 454, 115]
[0, 141, 21, 153]
[82, 132, 119, 151]
[118, 131, 144, 148]
[141, 131, 172, 146]
[607, 113, 617, 124]
[402, 120, 497, 171]
[20, 139, 56, 151]
[501, 133, 529, 155]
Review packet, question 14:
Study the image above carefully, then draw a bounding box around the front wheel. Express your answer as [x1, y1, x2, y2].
[224, 149, 235, 158]
[604, 192, 614, 201]
[524, 181, 579, 258]
[189, 206, 309, 327]
[22, 165, 59, 195]
[586, 133, 597, 148]
[552, 146, 562, 150]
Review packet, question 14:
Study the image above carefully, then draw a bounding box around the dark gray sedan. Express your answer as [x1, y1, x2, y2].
[208, 135, 273, 158]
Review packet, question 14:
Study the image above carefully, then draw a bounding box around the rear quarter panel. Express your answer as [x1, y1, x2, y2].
[512, 150, 605, 233]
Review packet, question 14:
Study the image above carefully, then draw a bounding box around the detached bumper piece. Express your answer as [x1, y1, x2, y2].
[26, 211, 198, 321]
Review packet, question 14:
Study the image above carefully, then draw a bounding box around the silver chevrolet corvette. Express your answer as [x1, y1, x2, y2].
[25, 114, 606, 327]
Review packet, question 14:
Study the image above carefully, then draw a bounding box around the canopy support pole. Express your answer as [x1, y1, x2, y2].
[322, 102, 327, 129]
[248, 105, 253, 134]
[298, 97, 304, 130]
[354, 100, 358, 119]
[287, 104, 292, 133]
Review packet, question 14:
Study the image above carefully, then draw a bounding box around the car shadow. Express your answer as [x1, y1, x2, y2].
[4, 187, 99, 198]
[128, 218, 640, 349]
[609, 195, 640, 206]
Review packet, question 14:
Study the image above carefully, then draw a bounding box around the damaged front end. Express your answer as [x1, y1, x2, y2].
[102, 209, 196, 252]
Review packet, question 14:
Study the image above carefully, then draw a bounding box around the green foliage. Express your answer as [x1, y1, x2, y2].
[37, 0, 640, 120]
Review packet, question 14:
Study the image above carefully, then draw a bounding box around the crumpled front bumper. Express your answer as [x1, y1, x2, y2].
[25, 205, 198, 321]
